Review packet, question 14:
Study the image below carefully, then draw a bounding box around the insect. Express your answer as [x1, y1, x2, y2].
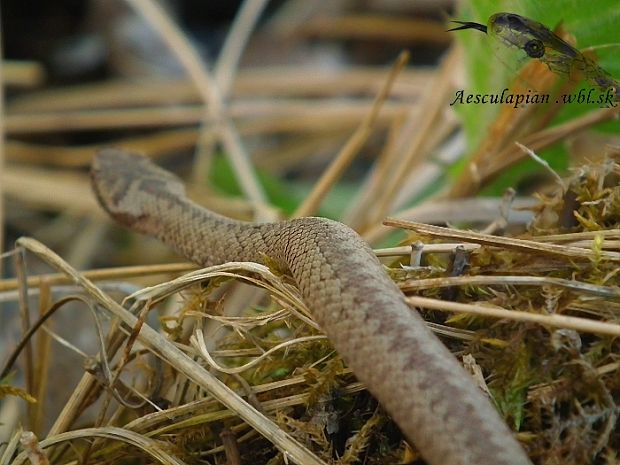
[448, 12, 619, 101]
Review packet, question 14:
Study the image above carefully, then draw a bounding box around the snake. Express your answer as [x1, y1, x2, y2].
[91, 148, 532, 465]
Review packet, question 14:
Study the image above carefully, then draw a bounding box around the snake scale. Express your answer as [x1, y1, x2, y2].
[91, 149, 532, 465]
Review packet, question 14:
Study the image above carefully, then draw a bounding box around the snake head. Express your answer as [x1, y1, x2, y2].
[91, 148, 187, 232]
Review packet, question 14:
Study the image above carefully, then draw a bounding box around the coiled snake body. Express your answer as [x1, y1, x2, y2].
[91, 149, 531, 465]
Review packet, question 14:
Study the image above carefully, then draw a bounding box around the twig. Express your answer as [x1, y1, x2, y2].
[374, 243, 480, 257]
[384, 218, 620, 262]
[535, 230, 620, 242]
[401, 275, 620, 299]
[407, 296, 620, 337]
[363, 196, 537, 244]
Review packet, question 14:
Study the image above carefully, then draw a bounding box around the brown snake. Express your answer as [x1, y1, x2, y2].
[91, 149, 532, 465]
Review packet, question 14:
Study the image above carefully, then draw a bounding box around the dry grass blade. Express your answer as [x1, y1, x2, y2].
[0, 34, 5, 265]
[450, 105, 620, 198]
[298, 15, 451, 44]
[375, 243, 480, 257]
[15, 237, 327, 465]
[6, 68, 428, 114]
[0, 296, 97, 380]
[126, 379, 366, 439]
[192, 0, 270, 184]
[481, 106, 620, 189]
[2, 164, 99, 214]
[124, 262, 310, 318]
[515, 142, 564, 188]
[0, 263, 196, 292]
[32, 284, 51, 435]
[402, 275, 620, 299]
[368, 46, 458, 224]
[4, 129, 201, 167]
[533, 230, 620, 242]
[0, 428, 22, 465]
[363, 196, 537, 244]
[5, 100, 408, 135]
[13, 249, 34, 421]
[125, 0, 271, 220]
[192, 332, 327, 375]
[126, 261, 318, 330]
[213, 0, 270, 105]
[384, 218, 620, 262]
[406, 296, 620, 338]
[2, 60, 45, 88]
[10, 427, 187, 465]
[293, 50, 410, 217]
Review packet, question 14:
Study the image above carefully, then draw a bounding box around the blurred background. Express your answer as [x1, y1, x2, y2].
[3, 0, 619, 270]
[1, 0, 457, 272]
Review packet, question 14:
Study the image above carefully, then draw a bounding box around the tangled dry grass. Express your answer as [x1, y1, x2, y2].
[2, 2, 620, 465]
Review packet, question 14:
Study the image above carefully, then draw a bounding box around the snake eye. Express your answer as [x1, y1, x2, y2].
[524, 39, 544, 58]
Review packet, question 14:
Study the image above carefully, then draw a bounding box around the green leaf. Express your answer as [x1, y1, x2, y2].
[208, 153, 357, 219]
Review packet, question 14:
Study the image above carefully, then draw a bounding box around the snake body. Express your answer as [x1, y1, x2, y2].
[91, 149, 531, 465]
